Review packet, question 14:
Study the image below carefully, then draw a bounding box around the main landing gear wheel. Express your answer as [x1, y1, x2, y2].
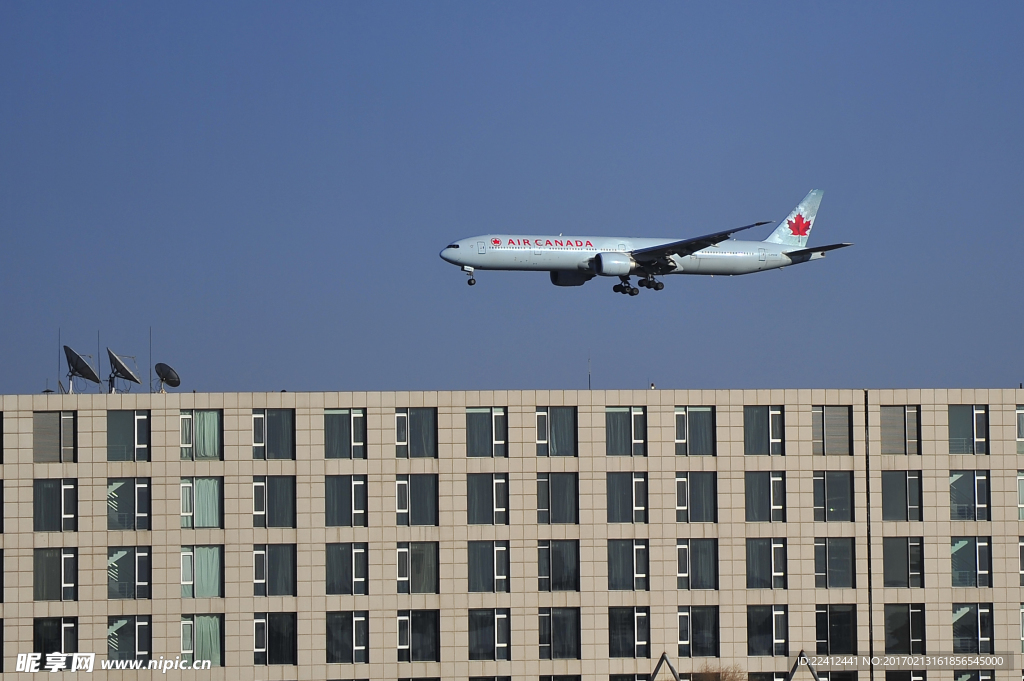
[654, 281, 664, 290]
[628, 287, 639, 296]
[613, 284, 624, 293]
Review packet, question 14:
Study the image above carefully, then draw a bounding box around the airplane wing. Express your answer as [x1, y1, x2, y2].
[783, 242, 853, 258]
[631, 221, 773, 262]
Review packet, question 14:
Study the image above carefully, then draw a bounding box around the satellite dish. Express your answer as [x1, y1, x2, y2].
[63, 346, 101, 393]
[155, 362, 181, 392]
[107, 348, 141, 393]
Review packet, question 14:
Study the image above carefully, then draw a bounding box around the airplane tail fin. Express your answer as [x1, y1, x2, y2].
[763, 190, 824, 247]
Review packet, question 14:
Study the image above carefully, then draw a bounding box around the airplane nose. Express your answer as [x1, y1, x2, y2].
[440, 247, 458, 264]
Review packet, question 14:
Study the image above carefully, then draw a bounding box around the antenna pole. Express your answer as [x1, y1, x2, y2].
[97, 331, 101, 394]
[149, 327, 152, 393]
[58, 328, 61, 394]
[588, 353, 591, 390]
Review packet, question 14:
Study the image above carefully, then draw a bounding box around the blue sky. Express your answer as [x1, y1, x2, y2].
[1, 2, 1022, 393]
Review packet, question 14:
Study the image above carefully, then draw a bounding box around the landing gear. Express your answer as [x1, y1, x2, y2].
[639, 277, 665, 290]
[467, 278, 476, 286]
[462, 266, 476, 286]
[614, 277, 639, 296]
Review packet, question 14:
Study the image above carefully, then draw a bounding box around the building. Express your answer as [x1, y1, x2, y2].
[0, 388, 1023, 680]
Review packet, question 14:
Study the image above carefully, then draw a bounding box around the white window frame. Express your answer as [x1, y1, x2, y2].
[770, 471, 786, 522]
[60, 617, 76, 654]
[181, 547, 195, 594]
[353, 611, 368, 662]
[492, 407, 507, 456]
[60, 411, 76, 461]
[495, 608, 510, 660]
[397, 611, 411, 656]
[253, 546, 267, 595]
[976, 538, 991, 587]
[352, 476, 366, 527]
[908, 537, 923, 587]
[180, 410, 193, 457]
[1019, 538, 1024, 587]
[675, 407, 688, 452]
[678, 606, 691, 657]
[634, 540, 648, 590]
[1017, 406, 1024, 453]
[135, 478, 150, 529]
[61, 548, 76, 600]
[181, 617, 195, 656]
[494, 542, 508, 592]
[253, 613, 267, 655]
[180, 478, 194, 527]
[135, 548, 150, 597]
[537, 473, 550, 523]
[396, 475, 409, 525]
[677, 540, 690, 589]
[135, 617, 151, 657]
[536, 407, 549, 448]
[978, 604, 992, 652]
[352, 544, 367, 594]
[351, 408, 366, 453]
[772, 538, 788, 589]
[252, 409, 266, 459]
[253, 478, 266, 525]
[769, 406, 784, 455]
[632, 407, 646, 456]
[538, 607, 551, 658]
[676, 473, 689, 522]
[493, 474, 508, 524]
[973, 405, 988, 455]
[975, 471, 990, 520]
[634, 607, 650, 657]
[61, 479, 76, 530]
[772, 605, 788, 656]
[1017, 472, 1024, 520]
[395, 409, 408, 456]
[633, 473, 647, 523]
[133, 411, 149, 459]
[397, 543, 409, 592]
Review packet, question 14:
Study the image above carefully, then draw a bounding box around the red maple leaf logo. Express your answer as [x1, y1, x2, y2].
[491, 238, 501, 246]
[787, 214, 811, 236]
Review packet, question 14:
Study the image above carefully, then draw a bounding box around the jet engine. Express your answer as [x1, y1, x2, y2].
[594, 252, 634, 276]
[549, 271, 594, 287]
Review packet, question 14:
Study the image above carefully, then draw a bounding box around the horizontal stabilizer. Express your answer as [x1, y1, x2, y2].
[784, 242, 852, 259]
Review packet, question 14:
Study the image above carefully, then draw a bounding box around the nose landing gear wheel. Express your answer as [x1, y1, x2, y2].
[467, 278, 476, 286]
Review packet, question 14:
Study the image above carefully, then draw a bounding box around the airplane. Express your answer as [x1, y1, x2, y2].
[439, 190, 851, 295]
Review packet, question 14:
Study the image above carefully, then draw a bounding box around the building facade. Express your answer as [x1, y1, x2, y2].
[0, 388, 1023, 681]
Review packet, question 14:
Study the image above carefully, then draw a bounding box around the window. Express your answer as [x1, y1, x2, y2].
[814, 471, 854, 521]
[252, 408, 295, 459]
[254, 612, 297, 665]
[676, 539, 717, 590]
[396, 474, 439, 526]
[815, 538, 856, 588]
[949, 405, 988, 455]
[33, 617, 77, 667]
[886, 672, 927, 681]
[885, 604, 925, 654]
[107, 478, 151, 531]
[539, 540, 579, 591]
[1017, 406, 1024, 454]
[1018, 472, 1024, 520]
[253, 544, 297, 596]
[180, 614, 223, 666]
[950, 470, 990, 520]
[748, 605, 788, 656]
[33, 548, 77, 601]
[326, 543, 369, 595]
[881, 471, 922, 521]
[883, 537, 924, 588]
[675, 406, 716, 455]
[676, 472, 717, 522]
[33, 479, 77, 532]
[469, 608, 511, 660]
[536, 406, 577, 457]
[179, 409, 223, 460]
[397, 542, 439, 594]
[539, 607, 581, 659]
[396, 407, 437, 458]
[609, 607, 650, 658]
[107, 410, 150, 461]
[467, 407, 507, 457]
[812, 405, 852, 455]
[253, 475, 296, 528]
[467, 473, 509, 525]
[953, 672, 993, 681]
[677, 606, 719, 657]
[326, 475, 368, 527]
[537, 472, 578, 524]
[952, 603, 993, 653]
[606, 407, 646, 456]
[107, 616, 151, 662]
[397, 610, 441, 662]
[745, 471, 786, 522]
[325, 408, 366, 459]
[180, 477, 223, 529]
[744, 406, 785, 455]
[816, 605, 857, 654]
[180, 545, 223, 598]
[881, 406, 921, 455]
[607, 472, 648, 523]
[107, 547, 150, 599]
[747, 538, 787, 589]
[327, 611, 369, 663]
[468, 540, 509, 593]
[608, 539, 649, 591]
[33, 411, 76, 462]
[951, 537, 992, 588]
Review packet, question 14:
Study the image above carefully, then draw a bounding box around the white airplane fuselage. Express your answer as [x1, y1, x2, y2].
[440, 235, 803, 276]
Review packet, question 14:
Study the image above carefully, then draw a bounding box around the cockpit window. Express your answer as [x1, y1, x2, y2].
[446, 244, 459, 248]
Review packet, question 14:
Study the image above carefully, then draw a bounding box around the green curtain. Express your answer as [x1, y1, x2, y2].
[195, 546, 222, 598]
[194, 411, 221, 460]
[195, 615, 222, 667]
[194, 478, 221, 528]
